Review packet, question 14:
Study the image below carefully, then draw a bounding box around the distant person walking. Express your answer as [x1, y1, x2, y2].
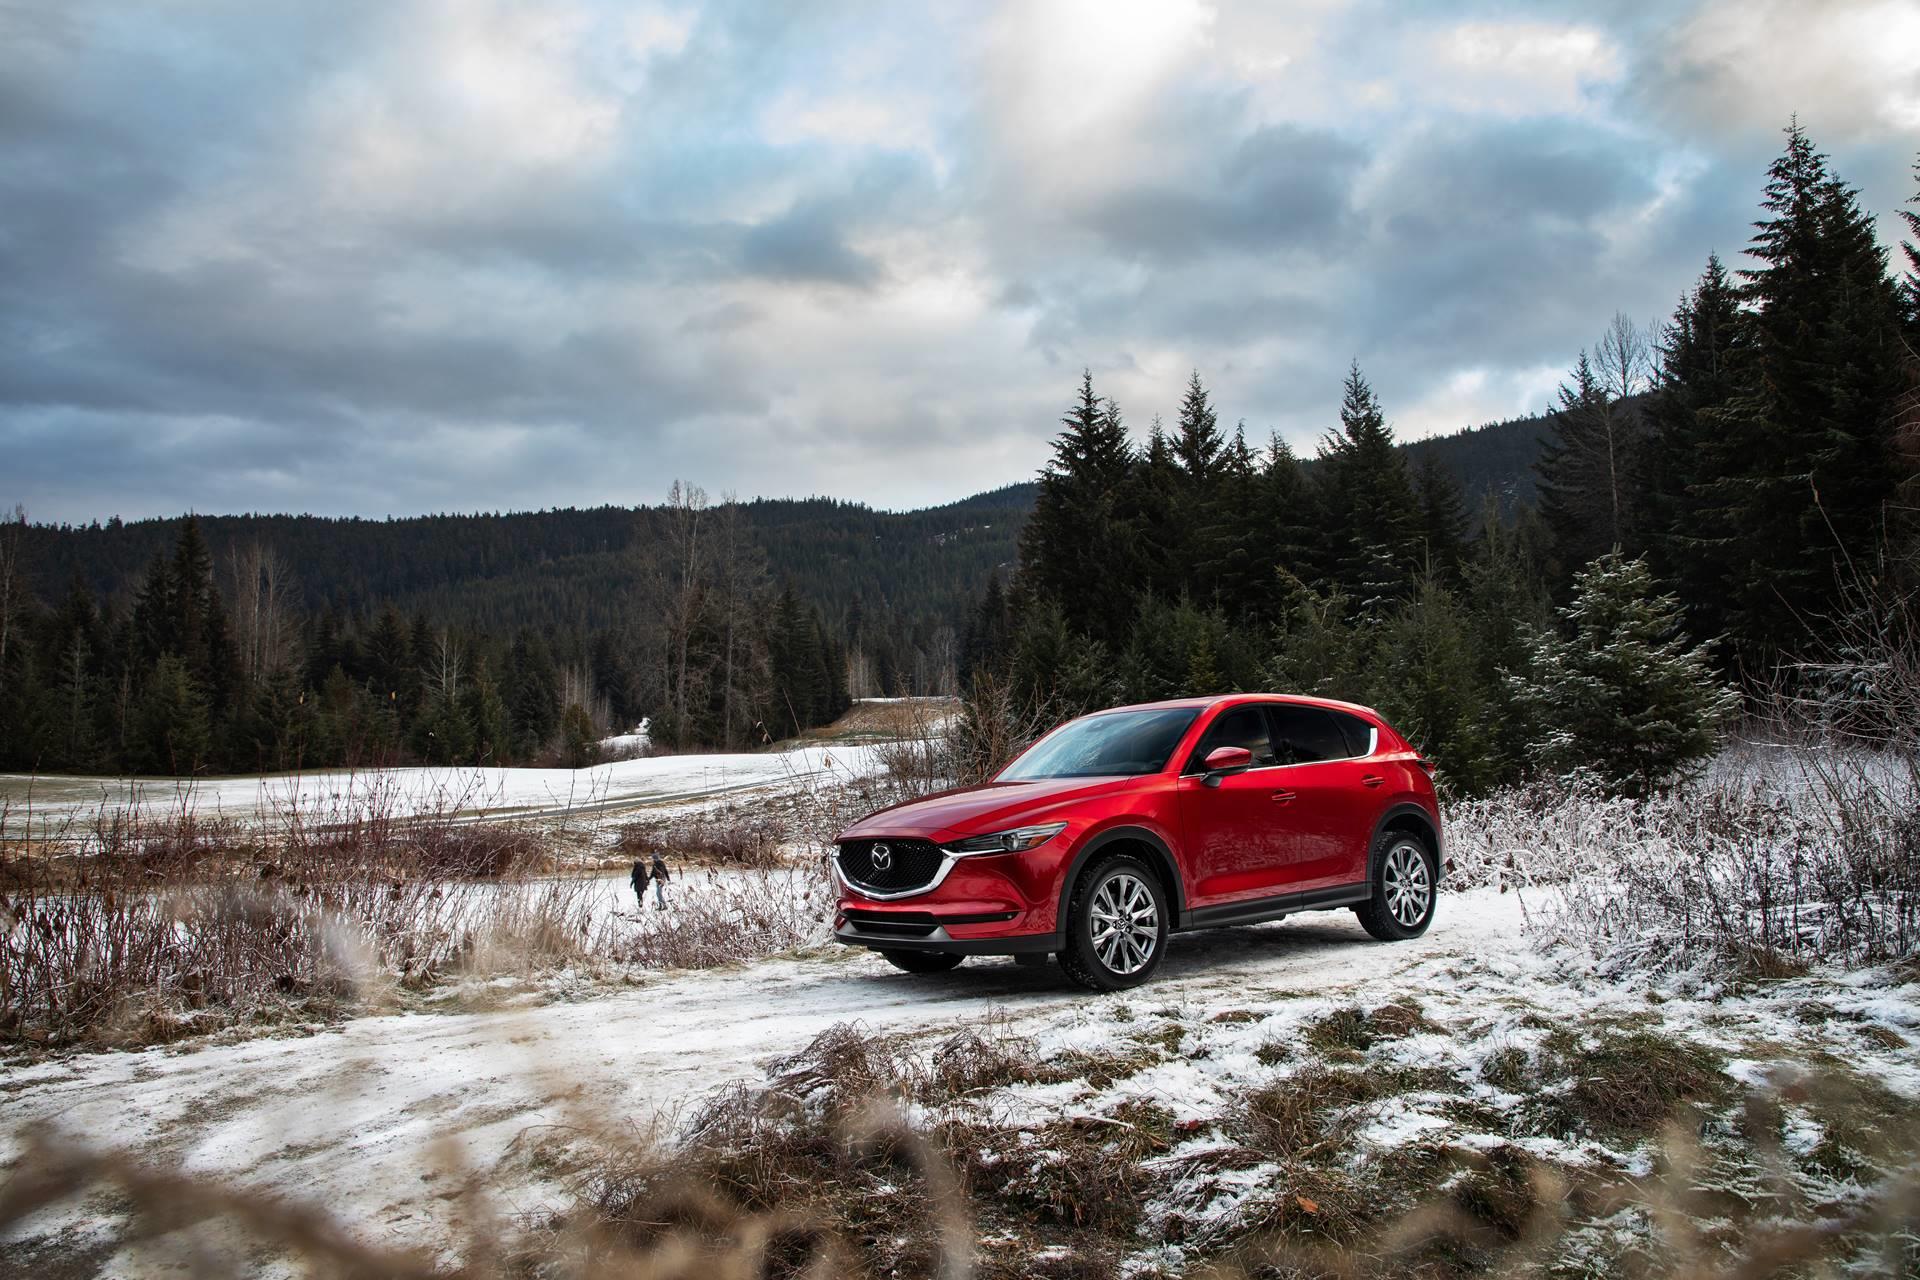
[629, 857, 649, 909]
[649, 852, 671, 908]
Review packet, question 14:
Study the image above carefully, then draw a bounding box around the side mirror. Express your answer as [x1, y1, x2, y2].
[1202, 745, 1253, 786]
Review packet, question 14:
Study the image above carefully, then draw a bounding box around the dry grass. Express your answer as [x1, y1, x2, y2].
[616, 812, 784, 868]
[4, 1014, 1917, 1279]
[0, 783, 833, 1049]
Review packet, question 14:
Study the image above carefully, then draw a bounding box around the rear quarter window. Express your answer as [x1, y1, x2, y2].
[1267, 704, 1353, 764]
[1329, 711, 1375, 758]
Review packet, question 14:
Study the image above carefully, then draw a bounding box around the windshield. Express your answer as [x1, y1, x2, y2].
[997, 708, 1200, 781]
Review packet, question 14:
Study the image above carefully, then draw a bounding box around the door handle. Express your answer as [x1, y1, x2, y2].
[1269, 789, 1296, 804]
[1361, 774, 1385, 788]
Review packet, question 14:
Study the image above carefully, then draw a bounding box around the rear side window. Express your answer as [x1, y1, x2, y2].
[1328, 710, 1375, 758]
[1184, 705, 1277, 772]
[1267, 704, 1355, 765]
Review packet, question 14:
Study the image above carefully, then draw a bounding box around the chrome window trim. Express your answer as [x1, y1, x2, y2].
[1181, 713, 1379, 776]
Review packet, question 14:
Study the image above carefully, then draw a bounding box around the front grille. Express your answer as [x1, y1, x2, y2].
[836, 838, 944, 895]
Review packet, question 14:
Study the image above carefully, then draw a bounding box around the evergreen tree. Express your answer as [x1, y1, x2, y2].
[462, 657, 512, 763]
[1461, 496, 1553, 784]
[1260, 435, 1324, 593]
[1172, 370, 1225, 484]
[1009, 600, 1116, 727]
[1645, 255, 1743, 635]
[1411, 455, 1469, 582]
[1699, 123, 1907, 666]
[1016, 371, 1138, 646]
[560, 702, 600, 769]
[960, 571, 1014, 684]
[504, 631, 559, 759]
[1127, 416, 1184, 599]
[1899, 154, 1920, 338]
[1371, 575, 1494, 794]
[1508, 552, 1737, 796]
[1317, 362, 1419, 615]
[130, 654, 212, 776]
[1536, 351, 1612, 575]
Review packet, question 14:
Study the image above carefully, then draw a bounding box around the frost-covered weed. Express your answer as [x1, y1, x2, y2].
[1444, 747, 1920, 972]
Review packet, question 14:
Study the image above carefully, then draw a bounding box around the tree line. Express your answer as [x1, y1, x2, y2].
[0, 482, 860, 775]
[967, 124, 1919, 795]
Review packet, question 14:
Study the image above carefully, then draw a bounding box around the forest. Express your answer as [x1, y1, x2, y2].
[1, 124, 1914, 783]
[962, 125, 1920, 796]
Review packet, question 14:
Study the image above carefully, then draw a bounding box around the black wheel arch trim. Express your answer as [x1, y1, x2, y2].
[1371, 802, 1444, 880]
[1055, 825, 1186, 931]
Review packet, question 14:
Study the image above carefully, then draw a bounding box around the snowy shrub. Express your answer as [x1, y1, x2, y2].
[1445, 747, 1920, 972]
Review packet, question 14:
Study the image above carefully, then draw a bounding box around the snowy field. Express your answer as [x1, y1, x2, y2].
[0, 740, 890, 840]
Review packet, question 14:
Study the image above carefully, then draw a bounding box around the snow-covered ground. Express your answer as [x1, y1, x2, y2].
[0, 740, 888, 840]
[6, 883, 1915, 1275]
[0, 889, 1530, 1272]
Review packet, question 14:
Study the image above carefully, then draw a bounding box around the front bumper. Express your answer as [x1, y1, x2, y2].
[829, 837, 1072, 955]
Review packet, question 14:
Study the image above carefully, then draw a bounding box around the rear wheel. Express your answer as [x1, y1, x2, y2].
[880, 950, 964, 974]
[1059, 855, 1169, 991]
[1354, 832, 1437, 941]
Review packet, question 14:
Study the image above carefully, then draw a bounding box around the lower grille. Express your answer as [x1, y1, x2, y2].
[842, 910, 940, 938]
[836, 838, 944, 895]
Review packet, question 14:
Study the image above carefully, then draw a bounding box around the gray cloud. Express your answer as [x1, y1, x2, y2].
[3, 0, 1915, 522]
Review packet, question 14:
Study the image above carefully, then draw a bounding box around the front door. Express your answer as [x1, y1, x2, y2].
[1177, 705, 1299, 906]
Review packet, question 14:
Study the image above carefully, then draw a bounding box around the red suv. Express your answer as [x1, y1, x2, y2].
[831, 694, 1442, 989]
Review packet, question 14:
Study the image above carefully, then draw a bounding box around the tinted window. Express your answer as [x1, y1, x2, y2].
[1329, 710, 1375, 758]
[1267, 705, 1353, 765]
[1184, 705, 1276, 773]
[999, 708, 1199, 780]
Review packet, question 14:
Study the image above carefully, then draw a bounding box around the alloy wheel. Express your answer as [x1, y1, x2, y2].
[1383, 842, 1432, 928]
[1089, 871, 1159, 975]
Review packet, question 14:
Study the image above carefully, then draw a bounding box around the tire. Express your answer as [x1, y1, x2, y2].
[1354, 831, 1438, 941]
[881, 950, 965, 974]
[1059, 854, 1169, 991]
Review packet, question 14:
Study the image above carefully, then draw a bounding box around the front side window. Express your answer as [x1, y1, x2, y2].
[1183, 705, 1277, 773]
[998, 708, 1200, 781]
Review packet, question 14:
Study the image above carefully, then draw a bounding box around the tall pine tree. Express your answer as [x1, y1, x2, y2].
[1698, 122, 1906, 666]
[1016, 371, 1139, 646]
[1318, 362, 1419, 616]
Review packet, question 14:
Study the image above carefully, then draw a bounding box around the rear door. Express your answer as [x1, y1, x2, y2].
[1264, 704, 1380, 891]
[1174, 704, 1296, 906]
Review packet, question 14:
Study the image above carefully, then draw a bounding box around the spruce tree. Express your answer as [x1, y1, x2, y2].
[1412, 455, 1469, 582]
[1645, 255, 1743, 636]
[1373, 575, 1494, 793]
[1016, 371, 1138, 646]
[1507, 552, 1737, 796]
[131, 654, 212, 776]
[1700, 123, 1906, 667]
[1172, 370, 1225, 484]
[1899, 154, 1920, 338]
[1317, 362, 1419, 616]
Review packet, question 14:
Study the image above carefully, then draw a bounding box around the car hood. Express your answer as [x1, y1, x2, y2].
[836, 774, 1151, 843]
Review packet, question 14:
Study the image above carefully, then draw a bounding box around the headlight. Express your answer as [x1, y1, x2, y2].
[944, 822, 1067, 856]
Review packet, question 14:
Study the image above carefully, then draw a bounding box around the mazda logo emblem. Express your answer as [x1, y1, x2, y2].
[870, 843, 893, 871]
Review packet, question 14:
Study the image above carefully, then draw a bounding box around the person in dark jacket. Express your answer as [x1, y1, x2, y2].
[629, 858, 649, 908]
[649, 852, 670, 908]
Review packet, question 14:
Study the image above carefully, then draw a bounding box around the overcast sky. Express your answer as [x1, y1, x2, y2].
[4, 0, 1917, 522]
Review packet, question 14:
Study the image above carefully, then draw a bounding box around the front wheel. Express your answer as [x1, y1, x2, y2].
[1354, 833, 1437, 941]
[881, 950, 965, 974]
[1059, 855, 1169, 991]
